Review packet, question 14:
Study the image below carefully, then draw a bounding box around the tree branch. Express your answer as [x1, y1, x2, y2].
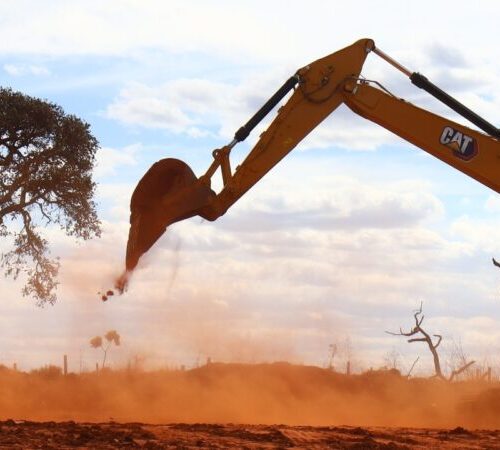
[408, 337, 427, 343]
[385, 328, 419, 337]
[37, 202, 53, 224]
[449, 361, 475, 382]
[406, 356, 420, 378]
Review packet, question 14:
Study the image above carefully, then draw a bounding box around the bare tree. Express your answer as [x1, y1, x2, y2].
[386, 302, 474, 381]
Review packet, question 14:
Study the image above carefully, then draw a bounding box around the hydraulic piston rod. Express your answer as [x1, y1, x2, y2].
[373, 45, 500, 138]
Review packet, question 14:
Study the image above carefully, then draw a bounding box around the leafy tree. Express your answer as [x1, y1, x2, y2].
[0, 87, 101, 305]
[90, 330, 121, 369]
[90, 336, 103, 349]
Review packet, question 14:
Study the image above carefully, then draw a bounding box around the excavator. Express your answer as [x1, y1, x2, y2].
[115, 38, 500, 293]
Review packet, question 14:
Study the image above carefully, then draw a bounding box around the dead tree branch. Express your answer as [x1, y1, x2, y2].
[386, 302, 474, 381]
[406, 356, 420, 378]
[449, 360, 476, 382]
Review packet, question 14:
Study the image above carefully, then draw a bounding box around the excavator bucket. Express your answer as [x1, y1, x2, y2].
[125, 158, 216, 272]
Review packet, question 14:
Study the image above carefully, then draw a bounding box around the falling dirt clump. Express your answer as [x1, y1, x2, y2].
[113, 270, 129, 294]
[99, 290, 115, 302]
[98, 271, 131, 302]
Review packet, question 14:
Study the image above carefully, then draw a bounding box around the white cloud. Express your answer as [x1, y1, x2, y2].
[94, 144, 139, 178]
[105, 76, 404, 150]
[105, 80, 220, 136]
[484, 195, 500, 214]
[2, 0, 500, 372]
[451, 216, 500, 254]
[2, 2, 500, 128]
[299, 109, 397, 151]
[216, 176, 443, 233]
[0, 1, 499, 65]
[3, 63, 22, 76]
[0, 1, 299, 60]
[427, 43, 467, 69]
[0, 167, 496, 370]
[3, 63, 50, 76]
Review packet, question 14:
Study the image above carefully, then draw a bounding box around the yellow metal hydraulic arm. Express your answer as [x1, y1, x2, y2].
[343, 81, 500, 193]
[197, 38, 374, 220]
[196, 38, 500, 222]
[122, 37, 500, 275]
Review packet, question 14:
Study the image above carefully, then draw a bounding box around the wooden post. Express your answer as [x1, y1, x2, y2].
[346, 361, 351, 375]
[96, 362, 99, 373]
[63, 354, 68, 376]
[13, 363, 17, 371]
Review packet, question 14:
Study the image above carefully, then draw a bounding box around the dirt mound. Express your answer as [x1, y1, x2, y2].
[0, 362, 498, 429]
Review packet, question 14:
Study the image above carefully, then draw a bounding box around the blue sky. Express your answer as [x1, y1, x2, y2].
[1, 0, 500, 375]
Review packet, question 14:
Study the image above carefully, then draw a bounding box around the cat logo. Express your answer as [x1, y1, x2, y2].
[439, 126, 477, 161]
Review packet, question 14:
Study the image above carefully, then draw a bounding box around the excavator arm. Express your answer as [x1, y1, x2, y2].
[343, 81, 500, 193]
[198, 38, 374, 220]
[123, 38, 500, 276]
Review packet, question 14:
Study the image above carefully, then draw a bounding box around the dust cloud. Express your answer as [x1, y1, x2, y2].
[50, 208, 499, 429]
[0, 363, 499, 428]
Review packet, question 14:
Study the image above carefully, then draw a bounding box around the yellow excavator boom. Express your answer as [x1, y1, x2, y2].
[123, 38, 500, 274]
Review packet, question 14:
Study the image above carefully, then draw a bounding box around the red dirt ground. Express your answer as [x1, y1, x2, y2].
[0, 420, 499, 449]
